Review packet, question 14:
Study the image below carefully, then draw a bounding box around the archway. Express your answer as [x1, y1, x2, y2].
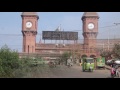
[81, 54, 88, 58]
[90, 55, 96, 58]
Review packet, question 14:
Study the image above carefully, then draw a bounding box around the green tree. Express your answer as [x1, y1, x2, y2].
[100, 51, 111, 57]
[0, 45, 19, 78]
[60, 52, 71, 65]
[112, 44, 120, 59]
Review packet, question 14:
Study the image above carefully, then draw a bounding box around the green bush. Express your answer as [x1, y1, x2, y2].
[112, 44, 120, 59]
[59, 52, 71, 65]
[0, 45, 52, 78]
[0, 45, 20, 78]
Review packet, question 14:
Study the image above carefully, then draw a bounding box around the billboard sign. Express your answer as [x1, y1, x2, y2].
[42, 31, 78, 40]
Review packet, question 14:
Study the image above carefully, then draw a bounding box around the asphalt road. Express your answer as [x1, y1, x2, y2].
[47, 65, 111, 78]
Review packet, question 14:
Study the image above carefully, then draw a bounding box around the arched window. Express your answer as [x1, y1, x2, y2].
[32, 46, 34, 53]
[28, 45, 29, 53]
[82, 54, 87, 58]
[90, 55, 96, 58]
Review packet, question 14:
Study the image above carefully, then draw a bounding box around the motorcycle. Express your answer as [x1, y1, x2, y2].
[110, 66, 119, 78]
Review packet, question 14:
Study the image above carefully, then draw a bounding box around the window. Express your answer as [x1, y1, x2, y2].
[86, 59, 94, 63]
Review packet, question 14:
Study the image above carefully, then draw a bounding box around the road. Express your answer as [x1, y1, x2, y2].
[45, 65, 111, 78]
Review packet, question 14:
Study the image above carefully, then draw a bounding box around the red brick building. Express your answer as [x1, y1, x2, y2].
[81, 12, 99, 57]
[20, 12, 119, 58]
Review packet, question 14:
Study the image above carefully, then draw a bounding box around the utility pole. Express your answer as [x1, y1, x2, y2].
[103, 43, 104, 51]
[114, 23, 120, 44]
[108, 30, 110, 51]
[63, 29, 64, 44]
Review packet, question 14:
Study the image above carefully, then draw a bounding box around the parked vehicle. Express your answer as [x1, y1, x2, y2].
[106, 59, 113, 65]
[106, 59, 120, 66]
[96, 57, 105, 69]
[115, 60, 120, 65]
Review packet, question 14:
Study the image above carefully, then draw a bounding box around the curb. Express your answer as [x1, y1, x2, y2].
[105, 65, 111, 70]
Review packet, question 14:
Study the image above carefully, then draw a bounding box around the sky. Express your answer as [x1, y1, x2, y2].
[0, 12, 120, 52]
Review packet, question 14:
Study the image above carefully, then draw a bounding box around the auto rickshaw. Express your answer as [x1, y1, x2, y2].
[82, 58, 94, 72]
[96, 57, 105, 69]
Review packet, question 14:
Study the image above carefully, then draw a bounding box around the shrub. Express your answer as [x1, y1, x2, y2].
[0, 45, 19, 78]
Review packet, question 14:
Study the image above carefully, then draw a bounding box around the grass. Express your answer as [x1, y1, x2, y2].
[13, 64, 71, 78]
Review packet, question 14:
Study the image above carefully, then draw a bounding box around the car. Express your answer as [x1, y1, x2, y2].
[106, 59, 113, 65]
[115, 60, 120, 65]
[114, 60, 120, 68]
[106, 59, 120, 66]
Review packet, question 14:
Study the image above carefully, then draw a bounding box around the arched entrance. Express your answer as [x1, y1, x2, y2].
[90, 55, 96, 58]
[81, 54, 88, 58]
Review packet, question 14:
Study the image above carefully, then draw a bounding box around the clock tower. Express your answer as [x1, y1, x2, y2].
[21, 12, 39, 53]
[81, 12, 99, 56]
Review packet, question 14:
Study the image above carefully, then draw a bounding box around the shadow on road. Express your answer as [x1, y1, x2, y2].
[106, 76, 112, 78]
[106, 76, 120, 78]
[81, 71, 94, 73]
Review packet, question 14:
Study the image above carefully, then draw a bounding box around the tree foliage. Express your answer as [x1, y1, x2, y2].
[100, 51, 111, 57]
[0, 45, 19, 78]
[100, 44, 120, 59]
[112, 44, 120, 59]
[60, 52, 71, 65]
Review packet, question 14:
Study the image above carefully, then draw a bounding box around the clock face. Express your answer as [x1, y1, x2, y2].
[26, 22, 32, 28]
[88, 23, 95, 30]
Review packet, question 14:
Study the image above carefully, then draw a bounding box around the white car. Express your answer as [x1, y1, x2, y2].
[106, 59, 113, 65]
[107, 59, 113, 63]
[106, 59, 120, 65]
[115, 60, 120, 65]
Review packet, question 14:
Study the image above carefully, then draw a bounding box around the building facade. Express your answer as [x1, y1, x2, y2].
[20, 12, 118, 58]
[81, 12, 99, 57]
[21, 12, 39, 53]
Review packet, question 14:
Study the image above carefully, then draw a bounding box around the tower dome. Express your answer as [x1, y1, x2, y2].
[82, 12, 99, 20]
[21, 12, 39, 19]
